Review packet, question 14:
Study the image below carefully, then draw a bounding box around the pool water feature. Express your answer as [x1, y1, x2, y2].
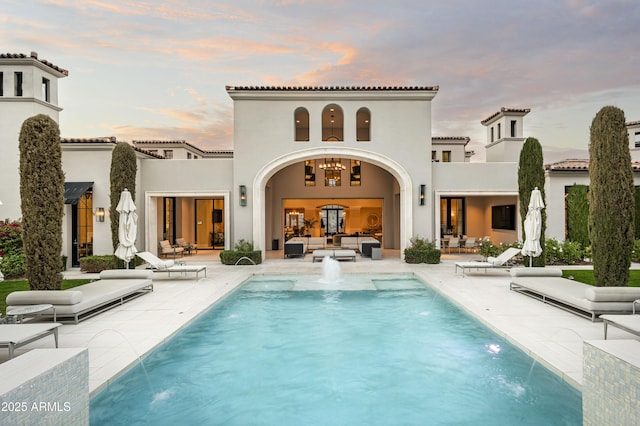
[90, 274, 582, 425]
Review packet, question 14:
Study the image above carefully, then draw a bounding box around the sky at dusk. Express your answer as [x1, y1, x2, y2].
[3, 0, 639, 162]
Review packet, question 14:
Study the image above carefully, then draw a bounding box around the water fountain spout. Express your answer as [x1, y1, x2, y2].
[319, 256, 342, 283]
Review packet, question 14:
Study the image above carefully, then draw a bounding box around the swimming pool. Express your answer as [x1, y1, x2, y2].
[90, 274, 582, 425]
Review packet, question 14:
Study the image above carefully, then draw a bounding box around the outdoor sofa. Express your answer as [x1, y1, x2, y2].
[509, 267, 640, 321]
[6, 269, 154, 324]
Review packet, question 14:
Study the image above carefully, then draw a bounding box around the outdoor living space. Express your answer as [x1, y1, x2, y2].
[3, 249, 636, 399]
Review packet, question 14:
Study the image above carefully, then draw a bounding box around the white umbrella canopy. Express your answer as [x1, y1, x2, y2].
[114, 188, 138, 267]
[521, 187, 545, 266]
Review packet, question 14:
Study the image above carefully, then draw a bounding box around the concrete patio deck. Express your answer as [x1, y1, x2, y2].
[3, 250, 638, 396]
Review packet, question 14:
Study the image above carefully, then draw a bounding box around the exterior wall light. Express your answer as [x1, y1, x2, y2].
[95, 207, 106, 222]
[239, 185, 247, 207]
[419, 185, 426, 206]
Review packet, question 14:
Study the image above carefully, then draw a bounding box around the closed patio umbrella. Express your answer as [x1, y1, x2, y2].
[114, 188, 138, 268]
[521, 187, 545, 267]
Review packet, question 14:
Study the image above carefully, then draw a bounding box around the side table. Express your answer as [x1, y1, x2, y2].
[6, 304, 56, 323]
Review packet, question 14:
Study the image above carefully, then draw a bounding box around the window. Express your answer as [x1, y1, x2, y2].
[350, 160, 361, 186]
[325, 170, 341, 186]
[356, 107, 370, 141]
[294, 107, 309, 141]
[15, 72, 23, 96]
[432, 151, 437, 161]
[42, 77, 50, 102]
[304, 160, 316, 186]
[440, 197, 465, 237]
[510, 120, 516, 137]
[163, 150, 173, 159]
[148, 149, 158, 155]
[635, 132, 640, 148]
[497, 123, 501, 139]
[187, 153, 192, 159]
[442, 151, 451, 162]
[322, 104, 343, 141]
[0, 72, 3, 96]
[491, 127, 494, 143]
[194, 155, 198, 159]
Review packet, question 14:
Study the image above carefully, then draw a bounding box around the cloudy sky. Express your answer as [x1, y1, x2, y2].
[3, 0, 639, 162]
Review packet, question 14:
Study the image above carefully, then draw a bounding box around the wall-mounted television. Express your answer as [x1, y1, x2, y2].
[491, 204, 516, 230]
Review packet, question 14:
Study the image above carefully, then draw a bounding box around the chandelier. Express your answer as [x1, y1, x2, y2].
[318, 158, 346, 171]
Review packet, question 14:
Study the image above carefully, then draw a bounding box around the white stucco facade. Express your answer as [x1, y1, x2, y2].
[3, 52, 639, 267]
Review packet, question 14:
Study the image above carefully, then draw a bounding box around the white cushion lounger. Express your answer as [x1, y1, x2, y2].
[136, 251, 207, 280]
[454, 247, 522, 276]
[0, 323, 62, 359]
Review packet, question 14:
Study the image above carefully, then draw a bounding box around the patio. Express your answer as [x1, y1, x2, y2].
[2, 249, 638, 396]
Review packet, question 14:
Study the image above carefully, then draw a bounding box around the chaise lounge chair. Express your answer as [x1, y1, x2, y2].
[601, 300, 640, 339]
[454, 247, 521, 276]
[137, 251, 207, 280]
[0, 323, 62, 359]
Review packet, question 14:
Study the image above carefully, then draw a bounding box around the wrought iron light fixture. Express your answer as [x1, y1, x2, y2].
[419, 185, 426, 206]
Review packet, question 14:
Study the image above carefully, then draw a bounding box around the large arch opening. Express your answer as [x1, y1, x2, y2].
[252, 147, 413, 257]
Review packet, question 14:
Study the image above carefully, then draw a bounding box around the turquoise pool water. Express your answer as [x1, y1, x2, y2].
[90, 274, 582, 425]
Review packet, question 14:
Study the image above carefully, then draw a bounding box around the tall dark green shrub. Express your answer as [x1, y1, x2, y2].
[589, 106, 634, 287]
[566, 185, 589, 248]
[110, 143, 138, 251]
[517, 137, 546, 266]
[19, 114, 65, 290]
[635, 187, 640, 239]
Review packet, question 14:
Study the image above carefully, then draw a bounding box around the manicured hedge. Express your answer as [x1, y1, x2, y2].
[79, 255, 144, 272]
[404, 248, 441, 264]
[219, 251, 262, 265]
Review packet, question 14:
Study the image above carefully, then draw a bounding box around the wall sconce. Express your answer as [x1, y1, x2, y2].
[239, 185, 247, 207]
[95, 207, 106, 222]
[419, 185, 426, 206]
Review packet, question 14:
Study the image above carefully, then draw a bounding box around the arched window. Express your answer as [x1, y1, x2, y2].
[322, 104, 343, 141]
[356, 107, 371, 141]
[294, 107, 309, 141]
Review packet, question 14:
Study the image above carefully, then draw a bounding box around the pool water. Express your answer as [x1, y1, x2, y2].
[90, 275, 582, 425]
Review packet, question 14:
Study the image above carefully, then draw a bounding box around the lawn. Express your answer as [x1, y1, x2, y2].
[562, 269, 640, 287]
[0, 279, 91, 315]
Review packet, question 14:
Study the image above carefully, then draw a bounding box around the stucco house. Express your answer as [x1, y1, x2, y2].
[1, 52, 638, 267]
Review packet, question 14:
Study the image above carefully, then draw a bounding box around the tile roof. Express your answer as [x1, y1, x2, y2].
[432, 136, 470, 144]
[0, 52, 69, 76]
[627, 120, 640, 127]
[545, 158, 640, 172]
[134, 139, 206, 154]
[481, 107, 531, 125]
[61, 137, 117, 144]
[133, 140, 234, 157]
[226, 85, 439, 92]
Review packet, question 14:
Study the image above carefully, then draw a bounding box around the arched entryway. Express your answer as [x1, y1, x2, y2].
[252, 147, 413, 257]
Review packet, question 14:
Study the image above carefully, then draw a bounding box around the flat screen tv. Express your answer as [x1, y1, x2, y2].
[491, 204, 516, 230]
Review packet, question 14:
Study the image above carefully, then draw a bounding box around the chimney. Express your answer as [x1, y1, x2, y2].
[30, 51, 38, 59]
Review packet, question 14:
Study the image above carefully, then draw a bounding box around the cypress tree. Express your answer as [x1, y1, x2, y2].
[589, 106, 634, 286]
[566, 185, 589, 248]
[19, 114, 65, 290]
[110, 143, 138, 251]
[517, 137, 546, 266]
